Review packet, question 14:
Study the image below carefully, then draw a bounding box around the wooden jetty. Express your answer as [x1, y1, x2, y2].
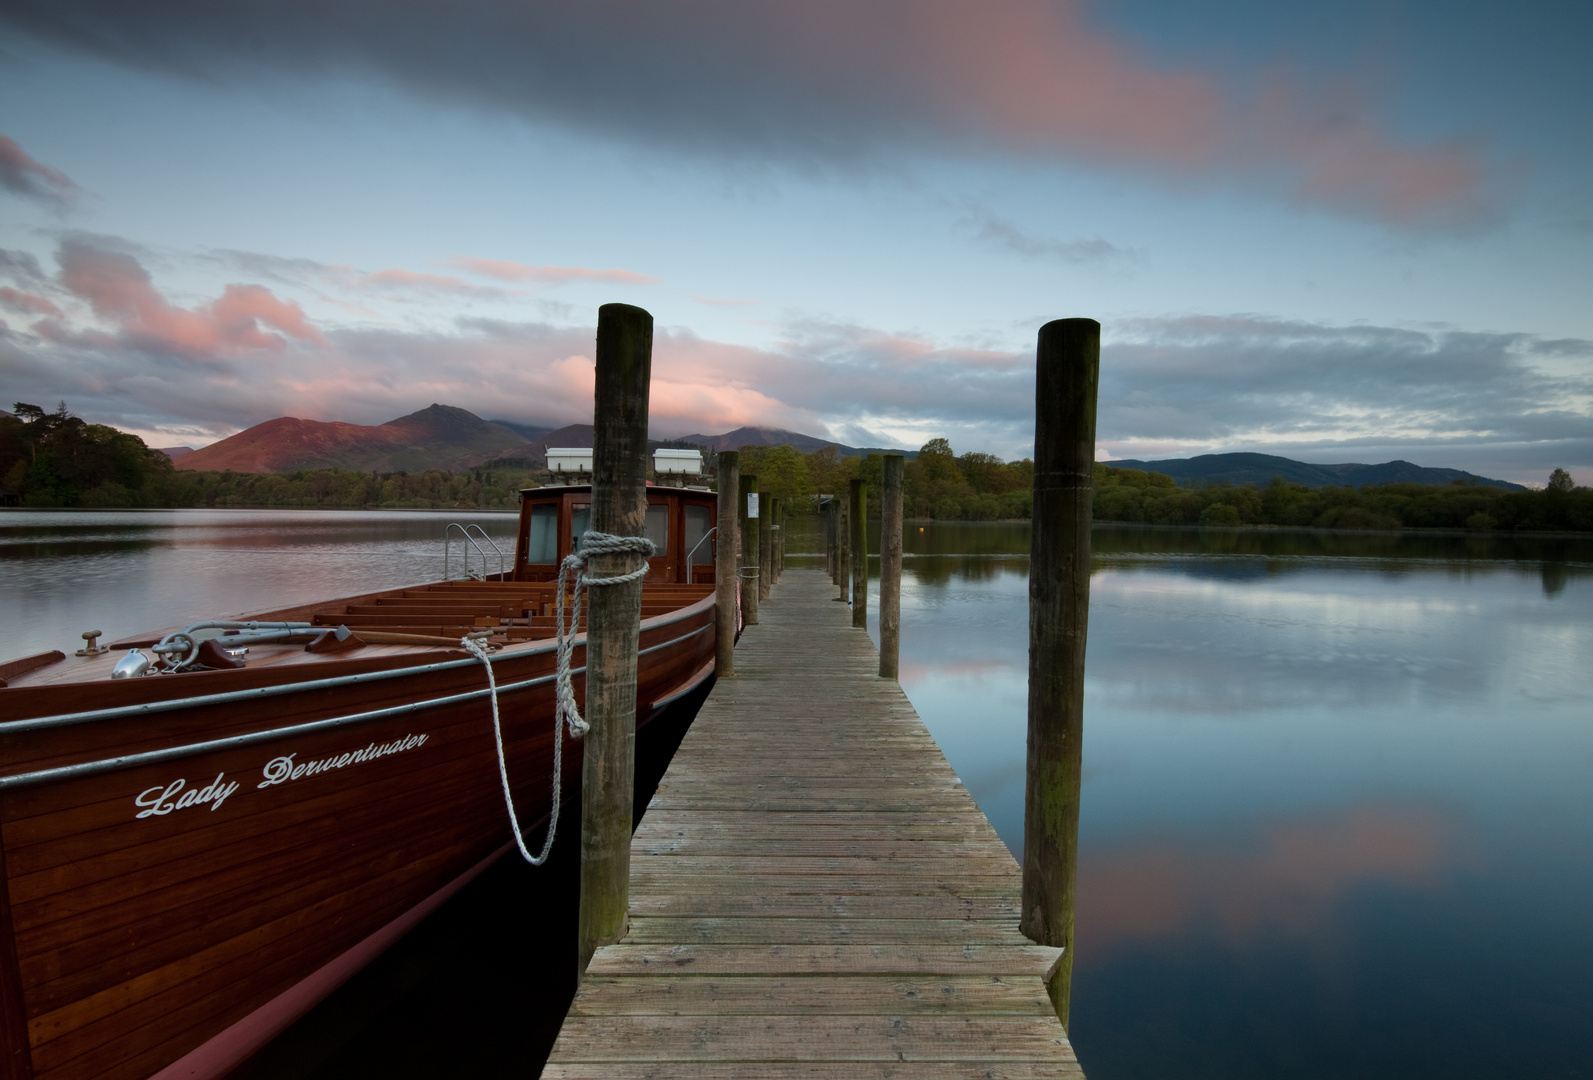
[545, 567, 1086, 1078]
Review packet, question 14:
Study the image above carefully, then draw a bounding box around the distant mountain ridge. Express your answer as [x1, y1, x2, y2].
[168, 409, 914, 474]
[1109, 452, 1524, 491]
[670, 426, 915, 459]
[174, 404, 535, 473]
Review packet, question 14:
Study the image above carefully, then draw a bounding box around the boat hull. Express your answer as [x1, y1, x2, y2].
[0, 596, 715, 1080]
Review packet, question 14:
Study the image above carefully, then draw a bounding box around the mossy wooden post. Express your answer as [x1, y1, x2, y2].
[836, 490, 850, 602]
[849, 477, 867, 628]
[739, 473, 759, 626]
[758, 490, 773, 601]
[577, 302, 654, 979]
[715, 451, 740, 678]
[1021, 317, 1100, 1031]
[879, 454, 904, 678]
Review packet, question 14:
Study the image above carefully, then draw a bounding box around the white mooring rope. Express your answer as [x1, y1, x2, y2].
[463, 530, 655, 866]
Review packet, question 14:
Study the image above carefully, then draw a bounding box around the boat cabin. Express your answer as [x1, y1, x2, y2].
[511, 484, 719, 584]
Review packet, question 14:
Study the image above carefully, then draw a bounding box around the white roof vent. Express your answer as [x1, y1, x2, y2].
[546, 448, 593, 475]
[653, 448, 705, 476]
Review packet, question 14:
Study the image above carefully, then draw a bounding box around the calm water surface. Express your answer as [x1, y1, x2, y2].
[4, 511, 1591, 1078]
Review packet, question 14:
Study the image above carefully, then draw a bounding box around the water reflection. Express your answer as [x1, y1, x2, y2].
[0, 509, 518, 662]
[1078, 804, 1467, 953]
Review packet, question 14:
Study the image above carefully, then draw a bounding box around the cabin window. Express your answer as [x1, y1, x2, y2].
[684, 504, 713, 566]
[571, 504, 591, 551]
[526, 504, 557, 563]
[645, 504, 670, 556]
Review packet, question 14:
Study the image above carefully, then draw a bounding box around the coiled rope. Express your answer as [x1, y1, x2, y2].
[464, 530, 655, 866]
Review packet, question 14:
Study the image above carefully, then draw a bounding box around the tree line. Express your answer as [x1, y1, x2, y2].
[5, 404, 1588, 532]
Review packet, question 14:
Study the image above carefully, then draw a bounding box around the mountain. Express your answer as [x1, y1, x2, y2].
[1107, 452, 1525, 491]
[174, 404, 534, 473]
[157, 446, 195, 460]
[672, 426, 914, 458]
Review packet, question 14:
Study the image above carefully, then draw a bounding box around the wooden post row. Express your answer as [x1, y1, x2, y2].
[879, 454, 903, 679]
[578, 303, 653, 978]
[849, 477, 867, 629]
[1021, 317, 1099, 1031]
[715, 451, 740, 678]
[738, 473, 759, 626]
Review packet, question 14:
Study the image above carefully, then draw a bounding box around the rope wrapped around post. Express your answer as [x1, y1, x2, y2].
[463, 530, 654, 867]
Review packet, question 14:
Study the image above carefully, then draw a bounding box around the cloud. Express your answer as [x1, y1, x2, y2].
[448, 256, 659, 287]
[0, 286, 62, 318]
[0, 135, 79, 209]
[44, 236, 326, 359]
[6, 236, 1588, 479]
[961, 207, 1141, 265]
[0, 1, 1488, 226]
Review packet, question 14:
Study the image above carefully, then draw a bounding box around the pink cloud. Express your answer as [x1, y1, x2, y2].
[449, 256, 660, 286]
[55, 239, 325, 358]
[360, 267, 514, 297]
[810, 0, 1484, 225]
[0, 286, 62, 318]
[0, 135, 79, 209]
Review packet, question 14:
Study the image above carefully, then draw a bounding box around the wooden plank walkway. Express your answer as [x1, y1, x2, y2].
[544, 568, 1085, 1079]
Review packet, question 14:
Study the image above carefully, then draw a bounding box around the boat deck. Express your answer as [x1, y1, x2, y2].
[544, 568, 1086, 1078]
[2, 579, 715, 689]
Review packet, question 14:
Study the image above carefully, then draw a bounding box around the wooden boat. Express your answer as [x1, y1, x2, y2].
[0, 483, 721, 1080]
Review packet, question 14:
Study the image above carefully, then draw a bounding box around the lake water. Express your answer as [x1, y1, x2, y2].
[3, 510, 1591, 1078]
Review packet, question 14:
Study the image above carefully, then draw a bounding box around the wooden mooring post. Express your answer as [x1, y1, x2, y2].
[849, 477, 867, 628]
[758, 489, 772, 601]
[715, 450, 740, 679]
[1022, 317, 1100, 1030]
[879, 453, 903, 679]
[739, 473, 759, 626]
[577, 302, 653, 978]
[835, 491, 850, 603]
[826, 497, 839, 584]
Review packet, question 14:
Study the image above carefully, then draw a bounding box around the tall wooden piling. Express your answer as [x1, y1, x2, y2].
[715, 451, 740, 679]
[836, 490, 850, 603]
[1021, 317, 1100, 1030]
[849, 477, 867, 629]
[577, 302, 654, 978]
[879, 454, 904, 679]
[739, 473, 760, 626]
[758, 490, 773, 601]
[770, 496, 782, 584]
[826, 498, 838, 583]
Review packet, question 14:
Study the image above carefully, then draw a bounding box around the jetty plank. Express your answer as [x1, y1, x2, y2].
[545, 569, 1085, 1078]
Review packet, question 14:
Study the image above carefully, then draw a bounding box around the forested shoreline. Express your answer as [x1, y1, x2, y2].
[4, 404, 1589, 532]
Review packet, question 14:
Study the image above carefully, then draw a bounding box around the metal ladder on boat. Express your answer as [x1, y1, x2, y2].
[444, 523, 507, 581]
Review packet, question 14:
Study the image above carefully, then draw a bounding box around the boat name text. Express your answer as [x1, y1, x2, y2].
[258, 733, 429, 788]
[134, 774, 240, 819]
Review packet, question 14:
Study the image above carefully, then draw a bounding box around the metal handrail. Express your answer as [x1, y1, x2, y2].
[444, 522, 501, 581]
[464, 523, 507, 580]
[684, 526, 717, 584]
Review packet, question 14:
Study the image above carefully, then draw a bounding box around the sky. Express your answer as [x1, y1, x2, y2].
[1, 0, 1590, 485]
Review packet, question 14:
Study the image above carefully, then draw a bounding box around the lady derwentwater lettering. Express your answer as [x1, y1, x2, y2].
[258, 733, 429, 789]
[134, 774, 240, 819]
